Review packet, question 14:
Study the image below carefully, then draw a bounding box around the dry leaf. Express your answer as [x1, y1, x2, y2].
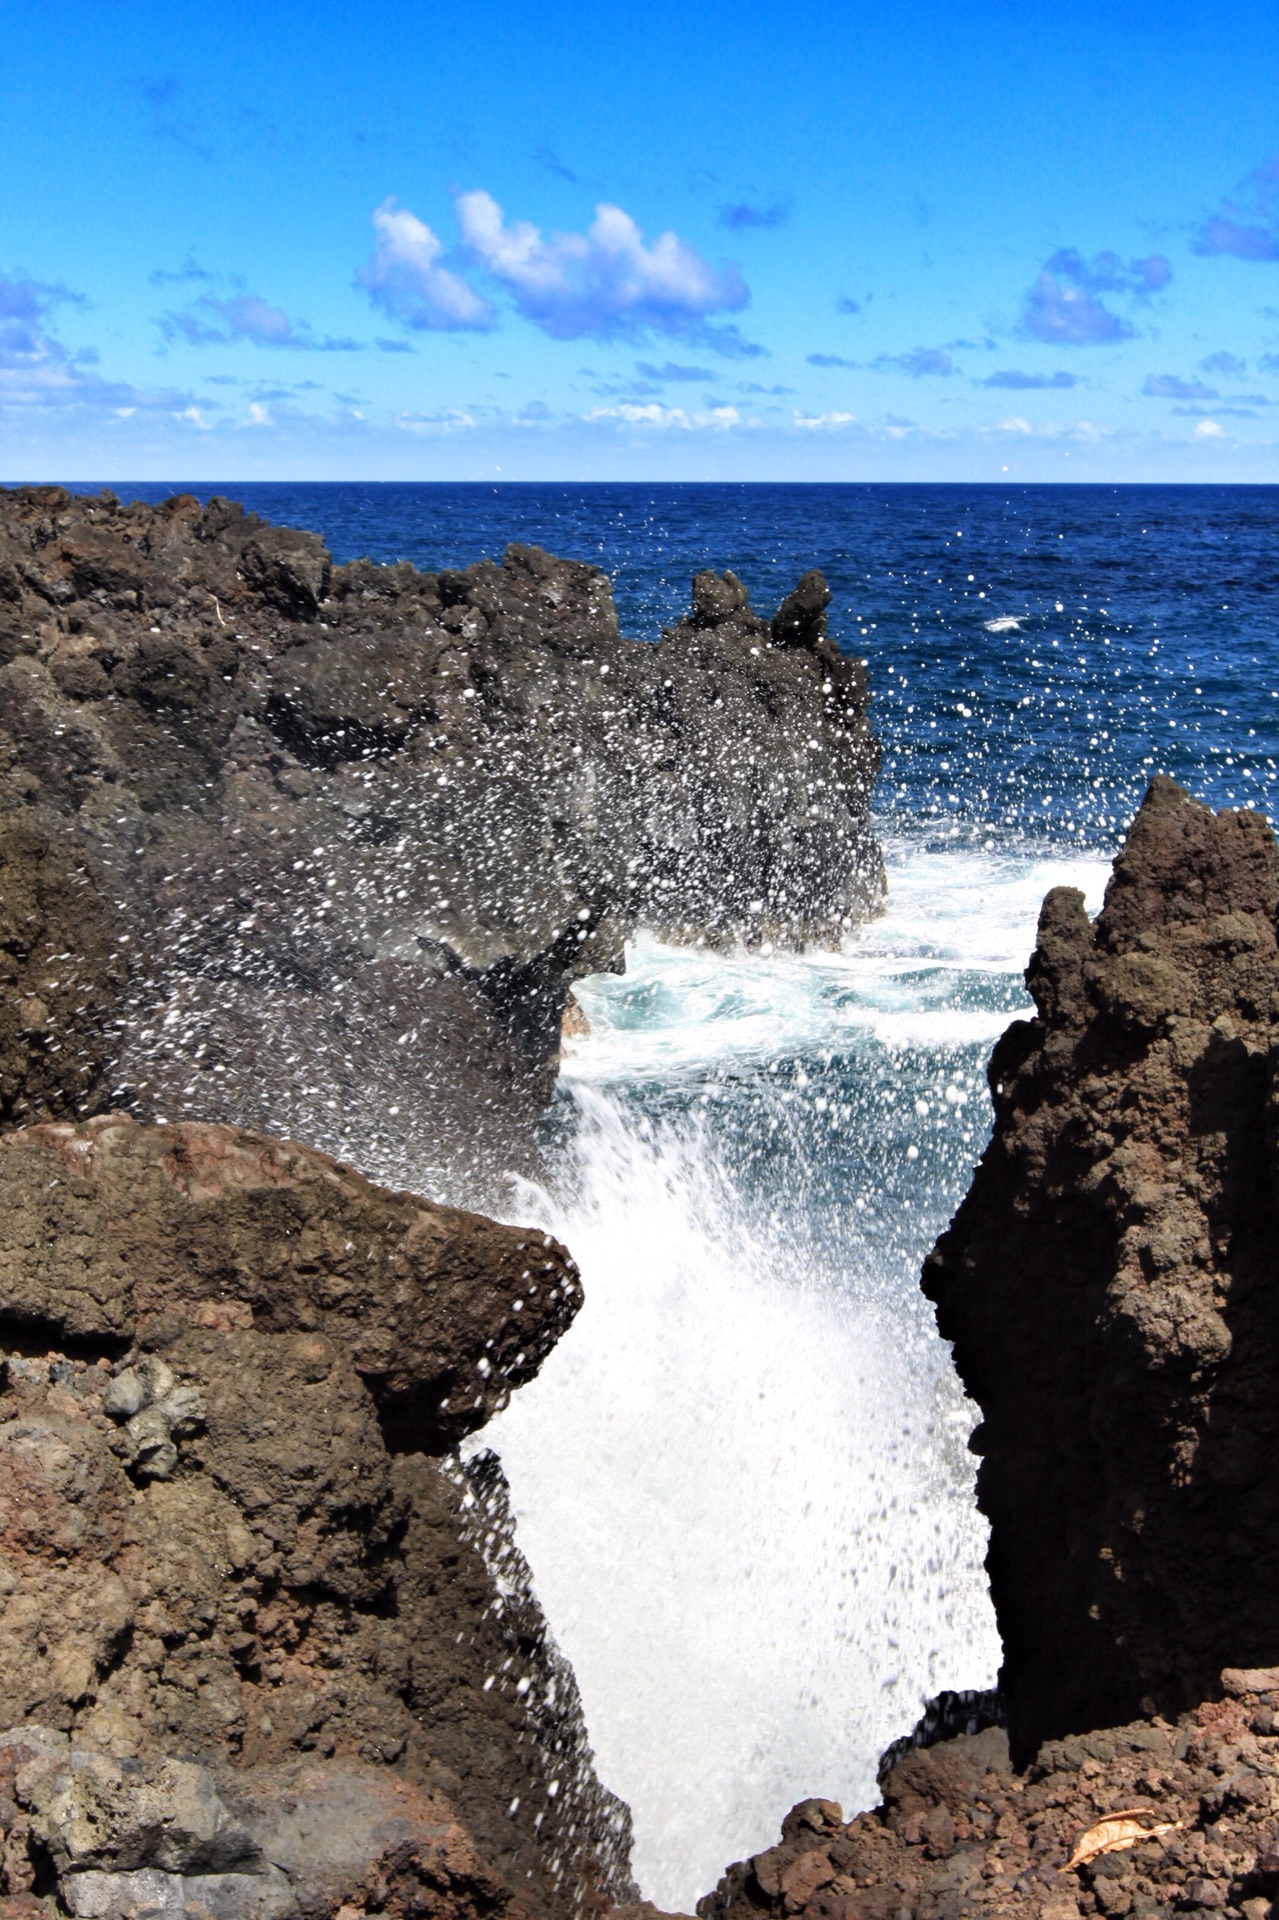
[1066, 1809, 1183, 1871]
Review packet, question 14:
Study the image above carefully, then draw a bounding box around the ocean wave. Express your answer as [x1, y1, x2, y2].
[480, 1081, 998, 1907]
[482, 832, 1107, 1904]
[562, 839, 1110, 1084]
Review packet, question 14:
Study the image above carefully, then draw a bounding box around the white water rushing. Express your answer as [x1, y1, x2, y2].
[475, 837, 1110, 1910]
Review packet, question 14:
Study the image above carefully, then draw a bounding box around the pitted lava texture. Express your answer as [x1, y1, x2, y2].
[0, 1113, 633, 1919]
[700, 1670, 1279, 1920]
[0, 487, 880, 1202]
[924, 777, 1279, 1759]
[0, 1112, 580, 1449]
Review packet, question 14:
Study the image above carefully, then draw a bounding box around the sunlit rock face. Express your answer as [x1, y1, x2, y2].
[701, 1678, 1279, 1920]
[0, 1112, 635, 1920]
[0, 487, 880, 1202]
[924, 777, 1279, 1761]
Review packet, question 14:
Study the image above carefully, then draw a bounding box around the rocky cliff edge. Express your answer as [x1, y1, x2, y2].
[925, 777, 1279, 1762]
[699, 780, 1279, 1920]
[0, 487, 881, 1205]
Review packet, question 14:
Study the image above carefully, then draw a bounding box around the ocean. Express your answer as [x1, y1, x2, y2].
[100, 481, 1279, 1906]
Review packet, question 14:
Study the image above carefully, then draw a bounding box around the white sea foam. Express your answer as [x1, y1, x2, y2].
[483, 1091, 997, 1908]
[563, 839, 1110, 1084]
[479, 837, 1111, 1909]
[983, 615, 1025, 633]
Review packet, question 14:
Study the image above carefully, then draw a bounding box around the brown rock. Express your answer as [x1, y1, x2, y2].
[700, 1691, 1279, 1920]
[561, 992, 591, 1040]
[0, 815, 123, 1128]
[0, 1116, 633, 1919]
[0, 1113, 579, 1451]
[923, 778, 1279, 1759]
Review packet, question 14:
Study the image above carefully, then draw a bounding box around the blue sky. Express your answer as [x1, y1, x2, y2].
[6, 0, 1279, 479]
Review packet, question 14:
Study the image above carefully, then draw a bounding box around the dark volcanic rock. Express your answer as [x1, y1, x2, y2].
[923, 777, 1279, 1761]
[633, 567, 880, 948]
[0, 488, 881, 1202]
[0, 816, 124, 1129]
[0, 1113, 632, 1918]
[701, 1673, 1279, 1920]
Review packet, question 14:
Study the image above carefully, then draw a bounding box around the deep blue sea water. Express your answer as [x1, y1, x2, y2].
[80, 481, 1279, 1903]
[106, 480, 1279, 842]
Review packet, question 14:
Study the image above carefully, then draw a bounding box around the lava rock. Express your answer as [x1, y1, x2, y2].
[0, 815, 124, 1130]
[0, 487, 881, 1203]
[0, 1118, 634, 1919]
[701, 1682, 1279, 1920]
[923, 777, 1279, 1760]
[0, 1112, 582, 1451]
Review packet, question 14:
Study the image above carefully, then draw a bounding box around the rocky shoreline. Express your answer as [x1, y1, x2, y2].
[5, 488, 1279, 1920]
[0, 486, 881, 1208]
[700, 778, 1279, 1920]
[0, 487, 881, 1919]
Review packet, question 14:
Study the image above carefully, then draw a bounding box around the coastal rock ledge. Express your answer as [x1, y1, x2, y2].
[0, 487, 882, 1919]
[702, 1674, 1279, 1920]
[926, 776, 1279, 1763]
[0, 1112, 635, 1920]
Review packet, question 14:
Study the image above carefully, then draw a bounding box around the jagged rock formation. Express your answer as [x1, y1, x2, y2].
[633, 567, 881, 947]
[688, 778, 1279, 1920]
[701, 1668, 1279, 1920]
[0, 1113, 634, 1918]
[923, 778, 1279, 1762]
[0, 488, 885, 1916]
[0, 488, 880, 1204]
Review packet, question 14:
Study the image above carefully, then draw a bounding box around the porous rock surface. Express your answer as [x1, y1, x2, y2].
[923, 777, 1279, 1760]
[701, 1671, 1279, 1920]
[0, 486, 880, 1202]
[0, 1113, 634, 1918]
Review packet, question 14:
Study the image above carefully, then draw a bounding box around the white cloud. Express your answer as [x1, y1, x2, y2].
[871, 347, 955, 377]
[586, 401, 746, 430]
[589, 403, 691, 427]
[1019, 250, 1168, 347]
[0, 272, 194, 422]
[456, 190, 748, 342]
[394, 408, 477, 434]
[1194, 419, 1225, 438]
[1196, 158, 1279, 261]
[161, 288, 361, 351]
[793, 410, 857, 430]
[357, 200, 495, 332]
[356, 191, 756, 349]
